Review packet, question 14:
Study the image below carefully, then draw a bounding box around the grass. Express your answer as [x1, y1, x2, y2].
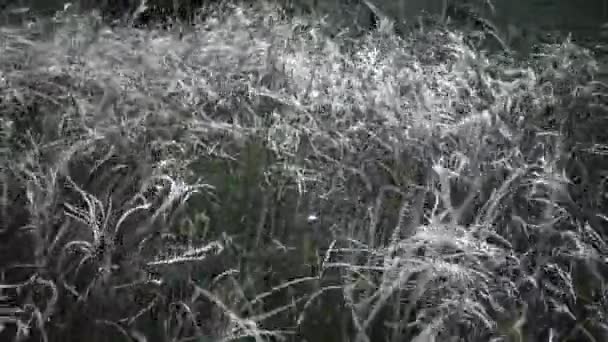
[1, 1, 607, 341]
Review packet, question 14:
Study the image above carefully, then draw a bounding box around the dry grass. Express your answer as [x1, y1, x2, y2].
[1, 1, 607, 341]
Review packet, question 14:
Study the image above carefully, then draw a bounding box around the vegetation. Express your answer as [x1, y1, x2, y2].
[1, 1, 607, 341]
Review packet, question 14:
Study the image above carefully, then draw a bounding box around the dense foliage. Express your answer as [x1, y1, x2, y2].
[1, 1, 607, 341]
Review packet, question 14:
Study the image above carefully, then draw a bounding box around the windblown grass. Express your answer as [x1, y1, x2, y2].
[1, 2, 607, 341]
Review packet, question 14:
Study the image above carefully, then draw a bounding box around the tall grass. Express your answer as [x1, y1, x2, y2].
[1, 1, 607, 341]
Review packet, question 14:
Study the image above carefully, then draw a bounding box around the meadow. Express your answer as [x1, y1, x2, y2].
[1, 2, 608, 341]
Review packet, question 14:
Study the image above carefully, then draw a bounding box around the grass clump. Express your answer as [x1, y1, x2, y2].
[1, 2, 607, 341]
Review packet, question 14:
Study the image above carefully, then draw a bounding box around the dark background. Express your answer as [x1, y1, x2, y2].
[2, 0, 607, 35]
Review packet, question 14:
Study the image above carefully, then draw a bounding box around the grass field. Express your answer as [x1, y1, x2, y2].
[1, 2, 608, 341]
